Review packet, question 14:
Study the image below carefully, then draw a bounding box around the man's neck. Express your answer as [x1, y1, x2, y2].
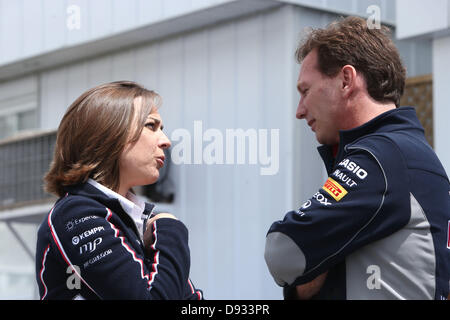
[348, 96, 396, 129]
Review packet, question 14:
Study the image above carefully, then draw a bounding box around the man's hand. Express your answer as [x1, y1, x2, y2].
[143, 213, 178, 252]
[295, 272, 328, 300]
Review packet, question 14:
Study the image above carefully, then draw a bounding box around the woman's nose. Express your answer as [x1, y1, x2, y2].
[159, 131, 171, 149]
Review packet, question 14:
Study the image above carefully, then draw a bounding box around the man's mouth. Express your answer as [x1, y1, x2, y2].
[308, 120, 316, 131]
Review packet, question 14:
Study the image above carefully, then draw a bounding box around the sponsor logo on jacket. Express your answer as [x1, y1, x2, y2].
[83, 249, 113, 269]
[79, 237, 103, 255]
[322, 177, 348, 201]
[65, 215, 99, 232]
[72, 226, 105, 245]
[332, 169, 358, 187]
[338, 159, 368, 180]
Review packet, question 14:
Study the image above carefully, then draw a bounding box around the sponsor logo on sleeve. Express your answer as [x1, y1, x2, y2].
[338, 159, 368, 180]
[322, 177, 348, 201]
[332, 169, 358, 188]
[313, 192, 332, 206]
[300, 200, 311, 210]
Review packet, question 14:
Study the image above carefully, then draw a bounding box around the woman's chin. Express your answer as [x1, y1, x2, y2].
[146, 172, 160, 185]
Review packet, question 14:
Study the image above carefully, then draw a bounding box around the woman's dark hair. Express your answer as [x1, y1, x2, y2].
[44, 81, 161, 197]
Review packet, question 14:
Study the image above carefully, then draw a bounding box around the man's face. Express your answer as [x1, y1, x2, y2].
[296, 49, 343, 146]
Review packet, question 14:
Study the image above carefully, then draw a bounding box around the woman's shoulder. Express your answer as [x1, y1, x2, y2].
[48, 192, 109, 230]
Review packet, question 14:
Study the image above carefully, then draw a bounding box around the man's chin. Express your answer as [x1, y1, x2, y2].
[316, 134, 338, 146]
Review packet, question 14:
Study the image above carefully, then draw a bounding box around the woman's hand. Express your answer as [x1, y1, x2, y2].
[147, 213, 178, 227]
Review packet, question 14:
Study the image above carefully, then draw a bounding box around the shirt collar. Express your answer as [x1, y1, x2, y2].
[87, 178, 145, 224]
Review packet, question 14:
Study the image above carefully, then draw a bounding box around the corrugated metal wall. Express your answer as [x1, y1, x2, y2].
[0, 0, 398, 68]
[38, 5, 306, 299]
[0, 0, 236, 66]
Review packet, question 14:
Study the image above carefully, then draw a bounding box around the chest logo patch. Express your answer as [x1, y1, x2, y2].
[322, 177, 348, 201]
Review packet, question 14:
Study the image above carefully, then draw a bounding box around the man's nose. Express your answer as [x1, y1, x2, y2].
[296, 99, 306, 119]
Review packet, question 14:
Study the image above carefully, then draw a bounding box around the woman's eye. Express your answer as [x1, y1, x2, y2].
[145, 122, 156, 130]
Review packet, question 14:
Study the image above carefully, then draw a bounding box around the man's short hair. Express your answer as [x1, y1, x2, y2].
[44, 81, 161, 197]
[296, 16, 406, 107]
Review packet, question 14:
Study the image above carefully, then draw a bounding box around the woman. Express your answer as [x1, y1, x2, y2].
[35, 81, 202, 300]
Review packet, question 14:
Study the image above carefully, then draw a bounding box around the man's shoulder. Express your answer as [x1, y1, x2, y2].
[346, 130, 449, 186]
[345, 132, 405, 165]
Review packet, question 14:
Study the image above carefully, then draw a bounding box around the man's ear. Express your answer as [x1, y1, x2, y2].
[341, 65, 357, 99]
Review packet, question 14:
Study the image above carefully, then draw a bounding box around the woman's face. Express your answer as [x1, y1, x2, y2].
[118, 98, 171, 196]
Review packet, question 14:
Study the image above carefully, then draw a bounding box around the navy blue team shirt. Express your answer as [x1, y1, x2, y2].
[265, 107, 450, 300]
[36, 182, 203, 300]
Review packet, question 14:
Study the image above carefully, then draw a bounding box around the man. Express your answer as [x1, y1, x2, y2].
[264, 16, 450, 300]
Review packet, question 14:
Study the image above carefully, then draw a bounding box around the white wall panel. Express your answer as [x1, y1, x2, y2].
[282, 0, 395, 23]
[23, 0, 44, 58]
[433, 36, 450, 176]
[0, 0, 23, 63]
[43, 0, 65, 53]
[40, 67, 67, 130]
[66, 0, 89, 46]
[2, 0, 241, 67]
[204, 21, 237, 299]
[87, 55, 113, 87]
[258, 5, 297, 299]
[137, 0, 164, 25]
[2, 0, 400, 68]
[112, 0, 138, 33]
[66, 61, 89, 105]
[163, 0, 192, 18]
[178, 30, 211, 294]
[0, 75, 37, 101]
[234, 15, 264, 299]
[134, 43, 159, 89]
[396, 0, 449, 39]
[88, 0, 113, 39]
[111, 49, 136, 81]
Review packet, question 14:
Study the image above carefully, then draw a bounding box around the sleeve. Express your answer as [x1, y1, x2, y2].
[48, 198, 193, 299]
[264, 145, 410, 287]
[184, 278, 204, 300]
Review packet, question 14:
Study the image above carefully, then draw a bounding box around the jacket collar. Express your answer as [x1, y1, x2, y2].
[318, 107, 423, 171]
[63, 182, 155, 221]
